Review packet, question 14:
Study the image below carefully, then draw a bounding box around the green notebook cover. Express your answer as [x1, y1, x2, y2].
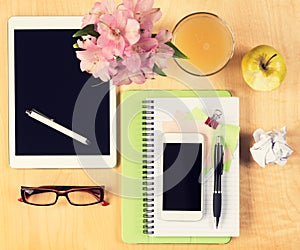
[121, 89, 232, 244]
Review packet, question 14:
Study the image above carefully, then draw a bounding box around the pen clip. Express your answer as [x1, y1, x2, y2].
[27, 109, 54, 121]
[215, 136, 224, 175]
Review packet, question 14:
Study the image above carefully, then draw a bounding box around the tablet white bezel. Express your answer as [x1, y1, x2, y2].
[160, 133, 204, 221]
[8, 16, 117, 168]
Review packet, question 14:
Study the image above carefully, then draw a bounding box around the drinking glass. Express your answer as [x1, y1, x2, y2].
[172, 12, 235, 76]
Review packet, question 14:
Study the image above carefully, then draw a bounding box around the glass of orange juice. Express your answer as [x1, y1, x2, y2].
[172, 12, 234, 76]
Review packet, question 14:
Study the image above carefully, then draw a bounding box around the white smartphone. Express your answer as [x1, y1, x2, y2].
[160, 133, 204, 221]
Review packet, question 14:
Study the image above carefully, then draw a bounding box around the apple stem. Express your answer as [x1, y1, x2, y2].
[261, 54, 277, 70]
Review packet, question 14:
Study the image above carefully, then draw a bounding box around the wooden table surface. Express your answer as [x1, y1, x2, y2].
[1, 0, 300, 249]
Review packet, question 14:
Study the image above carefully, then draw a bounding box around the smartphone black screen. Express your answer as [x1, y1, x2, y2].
[163, 143, 202, 211]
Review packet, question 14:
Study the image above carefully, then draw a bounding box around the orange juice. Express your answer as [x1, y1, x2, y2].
[172, 13, 234, 76]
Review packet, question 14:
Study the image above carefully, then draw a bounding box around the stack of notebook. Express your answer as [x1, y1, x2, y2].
[121, 90, 239, 244]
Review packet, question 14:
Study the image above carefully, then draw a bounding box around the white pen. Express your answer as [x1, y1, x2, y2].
[25, 109, 90, 145]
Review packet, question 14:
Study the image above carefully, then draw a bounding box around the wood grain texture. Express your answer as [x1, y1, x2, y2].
[0, 0, 300, 249]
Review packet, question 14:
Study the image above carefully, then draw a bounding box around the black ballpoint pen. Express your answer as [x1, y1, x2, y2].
[213, 136, 224, 229]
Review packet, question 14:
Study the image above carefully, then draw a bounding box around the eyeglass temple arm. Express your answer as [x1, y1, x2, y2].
[85, 190, 109, 206]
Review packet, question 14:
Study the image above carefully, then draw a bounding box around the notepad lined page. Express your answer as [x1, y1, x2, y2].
[149, 97, 239, 237]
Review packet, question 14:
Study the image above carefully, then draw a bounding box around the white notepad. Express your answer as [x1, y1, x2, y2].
[144, 97, 239, 237]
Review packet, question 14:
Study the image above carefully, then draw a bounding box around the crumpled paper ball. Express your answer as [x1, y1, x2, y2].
[250, 126, 293, 167]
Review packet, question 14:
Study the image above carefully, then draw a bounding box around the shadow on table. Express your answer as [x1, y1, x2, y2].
[240, 132, 253, 166]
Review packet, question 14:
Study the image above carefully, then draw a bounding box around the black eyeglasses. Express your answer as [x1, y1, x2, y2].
[19, 186, 109, 206]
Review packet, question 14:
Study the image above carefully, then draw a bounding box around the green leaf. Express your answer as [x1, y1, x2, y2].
[72, 24, 100, 38]
[73, 43, 79, 49]
[166, 41, 188, 59]
[153, 64, 167, 77]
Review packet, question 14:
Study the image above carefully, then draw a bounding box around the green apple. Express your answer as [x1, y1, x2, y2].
[241, 45, 287, 91]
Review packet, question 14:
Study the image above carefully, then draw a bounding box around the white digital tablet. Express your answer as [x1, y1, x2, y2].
[8, 16, 117, 168]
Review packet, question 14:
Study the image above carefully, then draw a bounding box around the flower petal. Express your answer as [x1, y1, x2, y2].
[139, 8, 162, 30]
[157, 43, 174, 57]
[115, 10, 128, 30]
[146, 8, 162, 23]
[138, 37, 158, 52]
[102, 0, 116, 14]
[124, 53, 141, 72]
[77, 36, 97, 49]
[123, 0, 139, 11]
[155, 29, 172, 43]
[76, 43, 112, 82]
[125, 19, 140, 45]
[93, 63, 111, 81]
[153, 44, 174, 69]
[111, 69, 132, 85]
[136, 0, 154, 13]
[129, 71, 146, 84]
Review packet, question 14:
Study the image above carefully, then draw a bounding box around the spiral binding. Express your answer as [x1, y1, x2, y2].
[142, 99, 155, 235]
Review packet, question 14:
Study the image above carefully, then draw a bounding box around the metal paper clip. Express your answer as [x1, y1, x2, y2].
[205, 109, 222, 129]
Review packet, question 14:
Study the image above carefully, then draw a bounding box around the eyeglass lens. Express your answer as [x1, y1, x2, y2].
[68, 189, 101, 205]
[24, 189, 57, 205]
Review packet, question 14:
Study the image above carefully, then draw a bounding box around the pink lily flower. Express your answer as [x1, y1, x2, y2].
[96, 9, 140, 56]
[76, 40, 113, 81]
[124, 36, 158, 56]
[74, 1, 186, 85]
[111, 53, 154, 85]
[122, 0, 162, 31]
[82, 0, 116, 27]
[77, 36, 97, 49]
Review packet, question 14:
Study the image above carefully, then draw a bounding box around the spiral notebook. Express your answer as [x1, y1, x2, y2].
[121, 90, 239, 244]
[143, 97, 239, 236]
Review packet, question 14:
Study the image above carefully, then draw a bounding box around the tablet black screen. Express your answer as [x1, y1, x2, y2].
[14, 29, 110, 155]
